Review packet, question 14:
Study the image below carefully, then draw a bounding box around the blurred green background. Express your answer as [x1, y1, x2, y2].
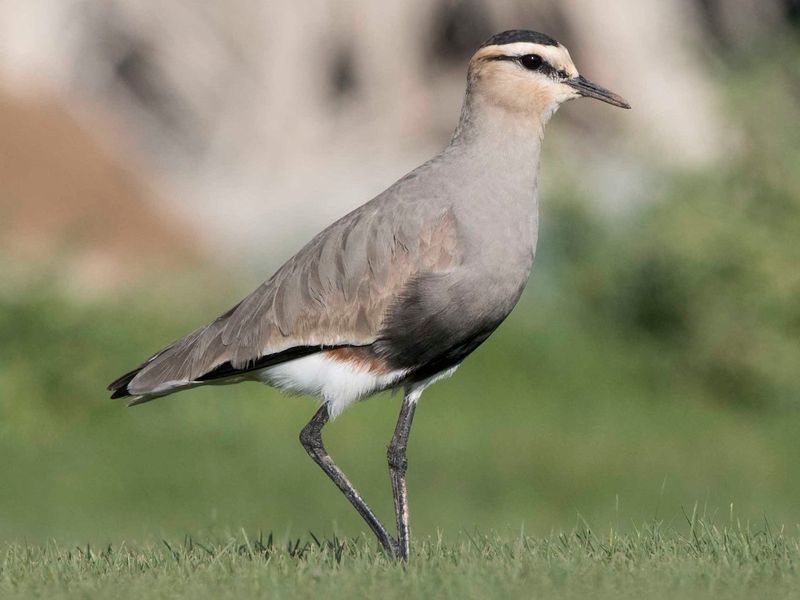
[1, 2, 800, 546]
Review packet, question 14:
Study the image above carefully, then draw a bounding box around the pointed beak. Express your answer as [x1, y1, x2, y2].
[566, 75, 631, 109]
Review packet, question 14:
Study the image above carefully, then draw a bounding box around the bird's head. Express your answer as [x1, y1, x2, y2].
[467, 30, 630, 123]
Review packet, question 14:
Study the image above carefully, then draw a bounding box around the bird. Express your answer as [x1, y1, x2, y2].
[108, 29, 629, 561]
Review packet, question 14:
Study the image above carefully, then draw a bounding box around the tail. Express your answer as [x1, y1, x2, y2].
[107, 332, 330, 405]
[108, 299, 247, 403]
[107, 367, 140, 399]
[106, 322, 221, 404]
[107, 296, 347, 403]
[107, 344, 179, 405]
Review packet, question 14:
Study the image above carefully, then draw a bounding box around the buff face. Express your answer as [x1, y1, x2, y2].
[469, 40, 629, 120]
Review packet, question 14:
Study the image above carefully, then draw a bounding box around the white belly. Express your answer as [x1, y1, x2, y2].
[255, 354, 409, 418]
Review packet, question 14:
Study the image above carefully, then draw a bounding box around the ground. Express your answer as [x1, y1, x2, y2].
[3, 522, 798, 599]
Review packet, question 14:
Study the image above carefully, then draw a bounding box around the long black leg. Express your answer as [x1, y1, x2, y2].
[387, 392, 418, 560]
[299, 404, 397, 555]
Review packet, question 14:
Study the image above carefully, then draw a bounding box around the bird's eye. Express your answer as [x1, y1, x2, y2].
[519, 54, 543, 71]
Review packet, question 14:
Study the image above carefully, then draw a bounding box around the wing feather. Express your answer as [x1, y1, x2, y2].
[115, 194, 461, 398]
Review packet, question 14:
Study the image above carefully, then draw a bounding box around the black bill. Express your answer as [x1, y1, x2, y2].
[566, 75, 631, 109]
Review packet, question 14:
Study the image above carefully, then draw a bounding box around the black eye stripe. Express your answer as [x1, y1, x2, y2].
[487, 54, 568, 80]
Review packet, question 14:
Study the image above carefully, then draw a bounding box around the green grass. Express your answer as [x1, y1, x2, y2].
[3, 521, 799, 599]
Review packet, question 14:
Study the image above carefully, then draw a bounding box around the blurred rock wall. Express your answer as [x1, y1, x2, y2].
[0, 0, 795, 276]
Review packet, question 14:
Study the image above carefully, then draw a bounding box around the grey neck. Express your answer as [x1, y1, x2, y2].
[438, 89, 553, 272]
[449, 89, 548, 163]
[444, 87, 553, 204]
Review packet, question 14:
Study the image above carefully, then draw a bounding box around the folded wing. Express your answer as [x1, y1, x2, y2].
[109, 198, 459, 400]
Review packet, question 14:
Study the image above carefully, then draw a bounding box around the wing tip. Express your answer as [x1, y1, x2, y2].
[107, 366, 142, 399]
